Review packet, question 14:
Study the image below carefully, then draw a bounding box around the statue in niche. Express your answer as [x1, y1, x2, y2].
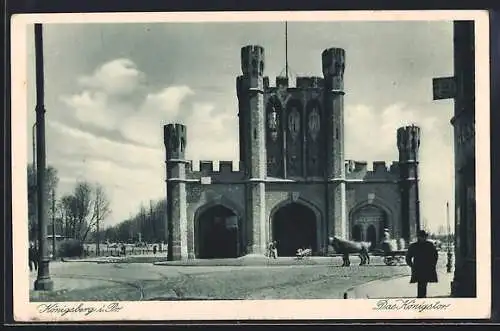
[308, 107, 320, 141]
[288, 107, 300, 141]
[267, 106, 279, 141]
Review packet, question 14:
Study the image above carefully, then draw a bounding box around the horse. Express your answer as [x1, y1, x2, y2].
[328, 236, 371, 266]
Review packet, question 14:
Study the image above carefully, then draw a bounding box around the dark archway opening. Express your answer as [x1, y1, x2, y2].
[352, 224, 362, 241]
[196, 205, 240, 259]
[272, 202, 317, 257]
[367, 225, 377, 249]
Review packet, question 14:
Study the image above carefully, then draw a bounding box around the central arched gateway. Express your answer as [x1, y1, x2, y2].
[195, 205, 241, 259]
[272, 202, 317, 257]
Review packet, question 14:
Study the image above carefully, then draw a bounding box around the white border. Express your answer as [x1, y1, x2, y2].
[11, 10, 491, 321]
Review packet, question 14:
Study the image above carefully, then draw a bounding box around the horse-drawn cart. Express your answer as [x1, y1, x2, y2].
[373, 240, 408, 266]
[372, 249, 407, 265]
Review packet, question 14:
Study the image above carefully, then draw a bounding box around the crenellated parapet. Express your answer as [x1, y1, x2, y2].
[185, 160, 245, 182]
[345, 160, 400, 180]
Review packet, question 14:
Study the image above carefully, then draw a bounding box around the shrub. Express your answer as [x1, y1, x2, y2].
[57, 239, 84, 258]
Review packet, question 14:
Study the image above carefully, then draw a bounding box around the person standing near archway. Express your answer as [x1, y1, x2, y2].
[405, 230, 439, 298]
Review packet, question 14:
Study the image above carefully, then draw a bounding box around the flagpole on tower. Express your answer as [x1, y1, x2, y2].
[285, 21, 288, 81]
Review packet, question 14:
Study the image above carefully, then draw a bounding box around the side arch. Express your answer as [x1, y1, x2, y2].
[349, 198, 395, 247]
[349, 198, 395, 230]
[193, 196, 245, 259]
[194, 196, 244, 222]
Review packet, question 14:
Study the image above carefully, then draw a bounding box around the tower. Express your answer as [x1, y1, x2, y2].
[164, 123, 189, 260]
[397, 125, 421, 244]
[322, 48, 348, 240]
[237, 45, 267, 254]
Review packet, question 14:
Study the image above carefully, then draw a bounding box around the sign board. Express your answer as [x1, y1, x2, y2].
[225, 216, 238, 229]
[201, 176, 212, 185]
[433, 76, 456, 100]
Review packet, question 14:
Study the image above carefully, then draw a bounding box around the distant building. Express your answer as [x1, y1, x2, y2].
[164, 46, 421, 260]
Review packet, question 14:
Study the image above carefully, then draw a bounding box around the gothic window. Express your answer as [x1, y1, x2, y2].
[336, 128, 339, 140]
[259, 61, 264, 76]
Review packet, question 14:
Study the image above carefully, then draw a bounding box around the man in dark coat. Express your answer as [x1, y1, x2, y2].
[405, 230, 438, 298]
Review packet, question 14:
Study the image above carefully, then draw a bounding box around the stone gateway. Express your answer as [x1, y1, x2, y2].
[164, 45, 421, 260]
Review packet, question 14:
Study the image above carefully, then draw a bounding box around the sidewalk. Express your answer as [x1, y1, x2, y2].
[346, 269, 453, 299]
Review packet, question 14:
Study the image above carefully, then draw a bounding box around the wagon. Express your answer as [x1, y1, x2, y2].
[372, 240, 408, 266]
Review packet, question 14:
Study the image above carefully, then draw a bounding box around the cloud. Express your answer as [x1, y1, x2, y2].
[55, 58, 240, 225]
[78, 58, 144, 95]
[120, 86, 194, 147]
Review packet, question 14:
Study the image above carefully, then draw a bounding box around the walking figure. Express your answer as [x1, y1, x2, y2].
[268, 241, 278, 259]
[405, 230, 438, 298]
[28, 241, 38, 272]
[153, 245, 157, 255]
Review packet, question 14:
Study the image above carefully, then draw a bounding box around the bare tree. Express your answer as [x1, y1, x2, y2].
[58, 181, 111, 243]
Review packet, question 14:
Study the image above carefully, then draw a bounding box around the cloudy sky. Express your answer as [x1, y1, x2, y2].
[25, 20, 455, 233]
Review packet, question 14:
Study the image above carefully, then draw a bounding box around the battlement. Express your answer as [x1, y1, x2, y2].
[397, 124, 421, 161]
[241, 45, 265, 78]
[322, 47, 346, 78]
[164, 123, 187, 160]
[296, 76, 324, 89]
[345, 159, 400, 180]
[185, 160, 245, 182]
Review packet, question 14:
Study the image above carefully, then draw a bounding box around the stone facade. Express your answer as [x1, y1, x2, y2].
[450, 21, 476, 298]
[164, 46, 421, 260]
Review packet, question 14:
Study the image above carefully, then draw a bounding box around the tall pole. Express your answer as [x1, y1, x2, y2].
[446, 201, 453, 273]
[96, 202, 100, 257]
[51, 189, 56, 260]
[34, 23, 53, 291]
[31, 123, 37, 241]
[285, 21, 288, 80]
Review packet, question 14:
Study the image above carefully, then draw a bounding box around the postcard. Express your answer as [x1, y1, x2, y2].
[11, 10, 491, 321]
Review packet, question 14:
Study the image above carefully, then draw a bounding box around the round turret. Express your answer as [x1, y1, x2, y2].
[241, 45, 265, 77]
[164, 123, 187, 160]
[397, 125, 421, 161]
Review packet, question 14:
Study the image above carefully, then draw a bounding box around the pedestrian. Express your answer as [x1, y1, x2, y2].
[405, 230, 439, 298]
[153, 245, 157, 255]
[268, 241, 278, 259]
[28, 241, 38, 272]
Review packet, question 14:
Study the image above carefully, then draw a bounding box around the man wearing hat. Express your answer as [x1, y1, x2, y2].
[405, 230, 439, 298]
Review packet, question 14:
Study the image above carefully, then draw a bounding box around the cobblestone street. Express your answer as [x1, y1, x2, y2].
[29, 253, 449, 301]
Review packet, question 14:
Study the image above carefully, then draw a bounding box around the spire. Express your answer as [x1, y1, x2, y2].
[279, 21, 296, 84]
[285, 21, 288, 81]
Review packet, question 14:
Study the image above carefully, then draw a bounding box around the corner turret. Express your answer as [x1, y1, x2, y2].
[164, 123, 187, 160]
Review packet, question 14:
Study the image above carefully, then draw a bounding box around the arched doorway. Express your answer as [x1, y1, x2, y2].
[196, 205, 240, 259]
[272, 202, 317, 257]
[352, 224, 362, 241]
[366, 225, 377, 249]
[350, 204, 388, 248]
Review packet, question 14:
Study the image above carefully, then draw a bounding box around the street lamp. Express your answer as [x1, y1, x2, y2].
[446, 201, 453, 273]
[33, 23, 53, 291]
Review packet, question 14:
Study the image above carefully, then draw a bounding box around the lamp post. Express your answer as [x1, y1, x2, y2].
[52, 189, 56, 260]
[31, 122, 37, 240]
[446, 201, 453, 273]
[33, 23, 53, 291]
